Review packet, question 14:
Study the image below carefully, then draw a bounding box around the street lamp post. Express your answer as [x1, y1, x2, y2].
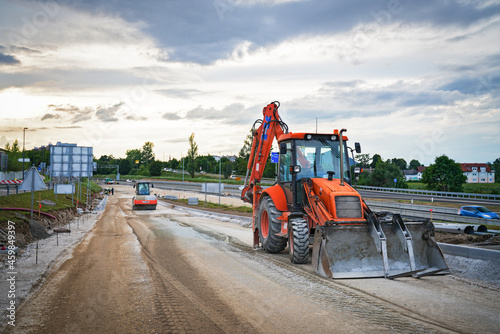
[22, 127, 28, 180]
[219, 153, 221, 207]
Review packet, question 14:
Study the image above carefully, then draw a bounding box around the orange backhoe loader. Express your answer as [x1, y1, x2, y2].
[241, 102, 449, 279]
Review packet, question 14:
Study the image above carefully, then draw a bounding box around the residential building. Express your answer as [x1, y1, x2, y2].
[403, 166, 425, 181]
[460, 163, 495, 183]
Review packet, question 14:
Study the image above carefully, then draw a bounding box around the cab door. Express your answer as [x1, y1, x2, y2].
[278, 141, 294, 209]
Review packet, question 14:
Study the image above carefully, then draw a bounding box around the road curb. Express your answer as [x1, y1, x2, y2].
[438, 243, 500, 262]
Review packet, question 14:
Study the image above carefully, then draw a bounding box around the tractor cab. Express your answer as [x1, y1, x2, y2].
[136, 182, 152, 196]
[277, 133, 359, 211]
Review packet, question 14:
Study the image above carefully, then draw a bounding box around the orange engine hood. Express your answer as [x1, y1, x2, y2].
[310, 178, 364, 220]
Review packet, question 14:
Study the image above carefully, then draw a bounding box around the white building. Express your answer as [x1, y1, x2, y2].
[403, 166, 425, 181]
[460, 163, 495, 183]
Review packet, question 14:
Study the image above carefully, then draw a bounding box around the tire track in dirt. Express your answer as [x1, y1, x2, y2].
[121, 199, 258, 334]
[3, 195, 158, 334]
[181, 221, 459, 334]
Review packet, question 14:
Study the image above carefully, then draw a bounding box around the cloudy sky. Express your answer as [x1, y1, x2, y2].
[1, 0, 499, 165]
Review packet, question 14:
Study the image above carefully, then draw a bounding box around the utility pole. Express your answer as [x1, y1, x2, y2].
[219, 153, 221, 207]
[22, 127, 28, 179]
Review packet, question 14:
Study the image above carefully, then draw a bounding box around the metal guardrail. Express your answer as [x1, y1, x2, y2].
[357, 185, 500, 201]
[123, 180, 500, 227]
[366, 201, 458, 215]
[366, 201, 500, 227]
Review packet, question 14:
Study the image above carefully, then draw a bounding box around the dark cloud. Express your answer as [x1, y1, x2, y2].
[12, 46, 40, 54]
[44, 102, 134, 124]
[439, 74, 500, 95]
[0, 52, 20, 65]
[125, 114, 148, 121]
[41, 113, 61, 121]
[47, 104, 94, 123]
[4, 45, 41, 55]
[95, 102, 124, 122]
[162, 112, 182, 120]
[282, 79, 478, 123]
[66, 0, 500, 64]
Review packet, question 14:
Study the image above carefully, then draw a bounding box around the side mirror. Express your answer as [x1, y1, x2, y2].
[355, 142, 361, 154]
[133, 184, 136, 188]
[151, 184, 154, 188]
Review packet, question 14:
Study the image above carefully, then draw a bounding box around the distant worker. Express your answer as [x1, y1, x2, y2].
[111, 187, 114, 195]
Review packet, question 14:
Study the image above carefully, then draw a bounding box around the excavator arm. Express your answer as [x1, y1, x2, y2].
[241, 101, 288, 204]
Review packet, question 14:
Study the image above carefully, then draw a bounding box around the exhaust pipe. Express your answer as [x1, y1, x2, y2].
[339, 129, 347, 186]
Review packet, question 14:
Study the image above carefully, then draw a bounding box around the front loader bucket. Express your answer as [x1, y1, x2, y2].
[312, 215, 449, 279]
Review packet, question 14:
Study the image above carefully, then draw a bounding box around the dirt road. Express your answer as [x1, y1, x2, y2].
[4, 185, 499, 333]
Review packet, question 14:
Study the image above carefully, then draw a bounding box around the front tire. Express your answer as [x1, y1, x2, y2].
[289, 218, 310, 264]
[257, 196, 287, 253]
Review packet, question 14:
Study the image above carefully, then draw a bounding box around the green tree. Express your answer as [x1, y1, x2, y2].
[222, 160, 233, 179]
[409, 159, 422, 170]
[149, 160, 163, 176]
[369, 161, 407, 188]
[126, 148, 141, 170]
[491, 158, 500, 183]
[3, 140, 22, 171]
[119, 159, 132, 175]
[389, 158, 407, 170]
[141, 142, 155, 165]
[11, 140, 20, 153]
[370, 154, 382, 168]
[167, 158, 179, 169]
[355, 153, 371, 167]
[232, 131, 254, 176]
[422, 155, 467, 192]
[186, 133, 198, 178]
[95, 155, 117, 174]
[238, 132, 253, 159]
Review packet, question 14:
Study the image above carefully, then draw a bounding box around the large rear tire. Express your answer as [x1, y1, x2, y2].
[289, 218, 310, 264]
[257, 196, 287, 253]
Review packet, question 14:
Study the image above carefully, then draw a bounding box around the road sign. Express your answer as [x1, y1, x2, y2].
[19, 167, 47, 219]
[271, 152, 279, 163]
[18, 158, 30, 162]
[55, 184, 75, 194]
[19, 167, 47, 191]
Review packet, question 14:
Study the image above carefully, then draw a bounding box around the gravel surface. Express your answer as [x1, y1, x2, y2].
[0, 200, 105, 331]
[1, 185, 498, 333]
